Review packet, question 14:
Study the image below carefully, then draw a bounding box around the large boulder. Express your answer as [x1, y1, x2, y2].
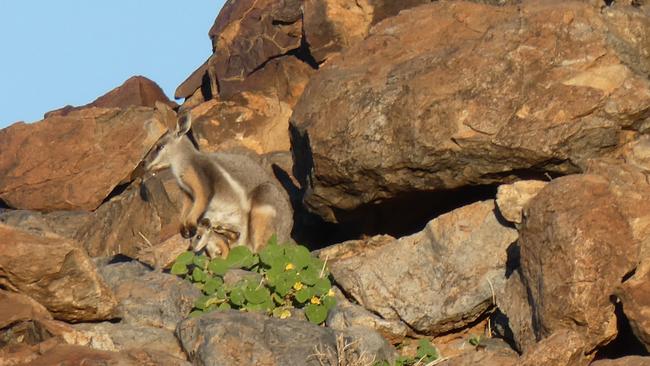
[519, 174, 638, 351]
[0, 106, 170, 211]
[518, 329, 589, 366]
[0, 290, 52, 329]
[206, 0, 303, 99]
[22, 344, 190, 366]
[303, 0, 431, 63]
[0, 224, 117, 322]
[45, 76, 177, 118]
[99, 260, 200, 331]
[318, 200, 518, 335]
[176, 311, 393, 366]
[71, 322, 187, 360]
[74, 170, 184, 258]
[290, 1, 650, 222]
[616, 260, 650, 351]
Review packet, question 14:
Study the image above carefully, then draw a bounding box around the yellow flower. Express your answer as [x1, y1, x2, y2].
[327, 288, 335, 297]
[293, 282, 303, 290]
[310, 296, 321, 305]
[279, 309, 291, 319]
[285, 263, 295, 271]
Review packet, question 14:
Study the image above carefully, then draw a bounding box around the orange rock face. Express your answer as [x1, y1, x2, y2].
[0, 106, 169, 211]
[0, 224, 117, 322]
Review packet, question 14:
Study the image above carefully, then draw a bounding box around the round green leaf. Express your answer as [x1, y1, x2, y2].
[193, 254, 209, 269]
[259, 244, 284, 267]
[322, 295, 337, 310]
[244, 286, 271, 305]
[299, 267, 320, 286]
[285, 246, 311, 269]
[189, 310, 204, 318]
[208, 258, 229, 276]
[194, 295, 211, 310]
[218, 302, 231, 311]
[192, 267, 207, 283]
[305, 303, 328, 324]
[230, 287, 245, 306]
[226, 246, 255, 269]
[294, 287, 313, 304]
[171, 262, 188, 276]
[203, 277, 224, 295]
[176, 251, 195, 266]
[274, 278, 293, 297]
[312, 277, 331, 296]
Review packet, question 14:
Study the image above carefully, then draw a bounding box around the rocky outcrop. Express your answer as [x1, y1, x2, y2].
[518, 329, 588, 366]
[0, 224, 117, 322]
[0, 105, 170, 211]
[23, 344, 190, 366]
[71, 322, 186, 360]
[291, 1, 650, 222]
[495, 180, 547, 225]
[0, 290, 52, 329]
[319, 200, 517, 336]
[176, 310, 394, 366]
[99, 260, 200, 331]
[616, 261, 650, 351]
[74, 170, 184, 258]
[519, 175, 638, 352]
[303, 0, 432, 63]
[45, 76, 177, 118]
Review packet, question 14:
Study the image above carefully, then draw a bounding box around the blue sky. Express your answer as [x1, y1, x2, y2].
[0, 1, 225, 128]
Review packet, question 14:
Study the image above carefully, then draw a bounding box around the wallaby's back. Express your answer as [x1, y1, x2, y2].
[210, 152, 293, 244]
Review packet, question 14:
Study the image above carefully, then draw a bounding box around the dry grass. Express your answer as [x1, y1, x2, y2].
[309, 334, 378, 366]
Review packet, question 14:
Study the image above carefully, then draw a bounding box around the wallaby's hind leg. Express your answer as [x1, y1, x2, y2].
[248, 183, 280, 252]
[249, 204, 277, 252]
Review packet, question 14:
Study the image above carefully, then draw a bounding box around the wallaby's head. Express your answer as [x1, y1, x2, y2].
[144, 112, 192, 172]
[191, 218, 238, 258]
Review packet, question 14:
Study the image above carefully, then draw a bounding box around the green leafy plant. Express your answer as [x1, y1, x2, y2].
[170, 236, 336, 324]
[373, 339, 439, 366]
[468, 334, 485, 349]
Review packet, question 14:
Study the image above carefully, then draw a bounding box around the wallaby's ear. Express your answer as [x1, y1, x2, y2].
[199, 217, 211, 228]
[175, 112, 192, 137]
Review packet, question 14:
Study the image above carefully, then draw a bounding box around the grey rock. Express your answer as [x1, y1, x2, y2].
[318, 200, 518, 335]
[176, 311, 392, 366]
[99, 260, 200, 331]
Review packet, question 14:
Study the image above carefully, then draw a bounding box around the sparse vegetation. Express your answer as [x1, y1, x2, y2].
[171, 235, 336, 324]
[373, 339, 439, 366]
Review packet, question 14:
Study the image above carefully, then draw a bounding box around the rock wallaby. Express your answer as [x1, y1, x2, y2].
[143, 112, 293, 253]
[191, 218, 238, 259]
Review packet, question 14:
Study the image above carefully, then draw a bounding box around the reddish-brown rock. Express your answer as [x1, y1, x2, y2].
[74, 170, 184, 258]
[0, 105, 170, 211]
[318, 200, 518, 336]
[45, 76, 176, 118]
[290, 1, 650, 222]
[303, 0, 431, 63]
[519, 175, 638, 351]
[0, 290, 52, 329]
[0, 223, 117, 322]
[207, 0, 303, 99]
[518, 329, 589, 366]
[24, 345, 190, 366]
[616, 261, 650, 351]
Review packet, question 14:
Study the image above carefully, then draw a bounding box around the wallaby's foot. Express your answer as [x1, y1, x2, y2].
[180, 223, 197, 239]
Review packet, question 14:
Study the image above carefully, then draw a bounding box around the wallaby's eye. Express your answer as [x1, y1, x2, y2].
[155, 144, 163, 152]
[196, 235, 202, 240]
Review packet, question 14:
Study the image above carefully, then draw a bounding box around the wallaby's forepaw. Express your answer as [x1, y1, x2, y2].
[180, 223, 197, 239]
